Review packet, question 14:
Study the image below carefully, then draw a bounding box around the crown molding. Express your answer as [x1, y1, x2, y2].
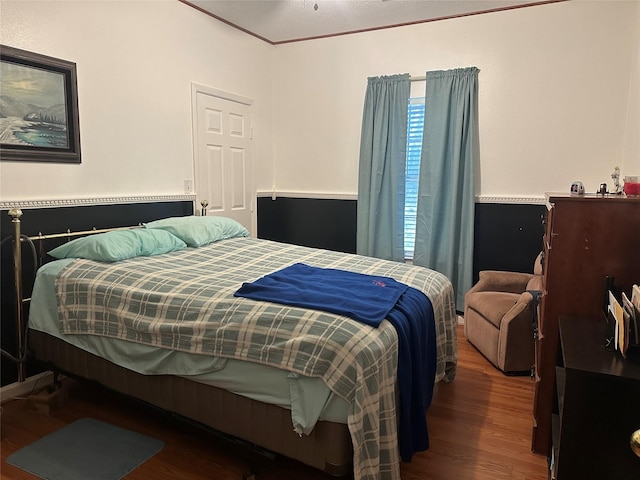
[1, 193, 547, 210]
[256, 190, 546, 205]
[0, 195, 196, 210]
[476, 195, 546, 204]
[256, 190, 358, 200]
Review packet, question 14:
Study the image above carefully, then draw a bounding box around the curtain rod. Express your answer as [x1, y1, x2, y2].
[410, 75, 425, 82]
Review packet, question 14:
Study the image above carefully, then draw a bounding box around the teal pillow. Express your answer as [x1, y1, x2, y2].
[48, 228, 187, 262]
[144, 215, 249, 247]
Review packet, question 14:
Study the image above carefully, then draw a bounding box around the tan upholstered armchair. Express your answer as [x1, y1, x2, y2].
[463, 253, 543, 374]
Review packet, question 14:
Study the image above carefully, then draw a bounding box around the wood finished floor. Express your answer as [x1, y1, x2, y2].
[1, 325, 548, 479]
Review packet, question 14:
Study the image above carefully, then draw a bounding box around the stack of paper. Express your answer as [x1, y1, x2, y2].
[628, 285, 640, 346]
[611, 285, 640, 357]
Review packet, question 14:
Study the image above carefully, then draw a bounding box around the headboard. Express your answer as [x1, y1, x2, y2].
[0, 200, 194, 386]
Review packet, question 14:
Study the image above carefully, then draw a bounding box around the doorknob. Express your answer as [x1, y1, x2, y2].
[631, 429, 640, 458]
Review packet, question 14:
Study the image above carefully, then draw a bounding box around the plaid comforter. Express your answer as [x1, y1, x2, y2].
[55, 237, 457, 480]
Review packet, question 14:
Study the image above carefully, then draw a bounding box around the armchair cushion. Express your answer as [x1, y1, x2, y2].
[526, 274, 543, 292]
[465, 291, 521, 329]
[468, 270, 534, 295]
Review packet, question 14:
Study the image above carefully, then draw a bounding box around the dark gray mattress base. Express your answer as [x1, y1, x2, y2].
[28, 329, 353, 477]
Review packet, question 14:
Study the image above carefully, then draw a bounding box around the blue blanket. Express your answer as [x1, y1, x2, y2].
[234, 263, 436, 462]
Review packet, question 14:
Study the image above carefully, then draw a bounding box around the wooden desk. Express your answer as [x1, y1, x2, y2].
[550, 316, 640, 479]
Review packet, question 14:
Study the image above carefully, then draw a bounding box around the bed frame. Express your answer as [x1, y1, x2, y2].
[7, 204, 354, 477]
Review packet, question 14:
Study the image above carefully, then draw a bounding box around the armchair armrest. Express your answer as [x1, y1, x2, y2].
[468, 270, 535, 295]
[496, 291, 537, 371]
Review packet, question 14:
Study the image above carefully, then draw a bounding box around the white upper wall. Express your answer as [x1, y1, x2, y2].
[271, 0, 640, 198]
[622, 1, 640, 171]
[0, 0, 274, 202]
[1, 0, 638, 203]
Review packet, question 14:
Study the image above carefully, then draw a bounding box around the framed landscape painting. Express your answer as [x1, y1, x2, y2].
[0, 45, 81, 163]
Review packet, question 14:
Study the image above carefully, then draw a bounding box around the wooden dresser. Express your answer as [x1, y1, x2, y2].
[531, 193, 640, 456]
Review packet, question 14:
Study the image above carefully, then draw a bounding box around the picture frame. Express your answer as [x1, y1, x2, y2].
[0, 45, 81, 163]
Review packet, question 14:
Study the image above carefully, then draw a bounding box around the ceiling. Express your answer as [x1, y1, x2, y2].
[182, 0, 560, 44]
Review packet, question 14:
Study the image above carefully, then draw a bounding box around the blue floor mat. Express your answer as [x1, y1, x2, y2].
[7, 417, 164, 480]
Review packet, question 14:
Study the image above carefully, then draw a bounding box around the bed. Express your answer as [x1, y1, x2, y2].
[12, 211, 458, 480]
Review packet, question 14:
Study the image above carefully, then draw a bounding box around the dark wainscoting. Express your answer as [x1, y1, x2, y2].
[2, 198, 544, 387]
[473, 202, 546, 280]
[257, 195, 546, 281]
[0, 201, 193, 386]
[258, 197, 357, 254]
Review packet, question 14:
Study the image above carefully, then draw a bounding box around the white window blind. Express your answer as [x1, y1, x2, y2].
[404, 97, 425, 259]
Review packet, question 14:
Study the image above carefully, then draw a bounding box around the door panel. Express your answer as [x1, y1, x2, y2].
[204, 144, 224, 210]
[230, 147, 246, 209]
[192, 85, 253, 233]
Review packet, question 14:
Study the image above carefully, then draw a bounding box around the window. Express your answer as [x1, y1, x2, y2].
[404, 97, 425, 259]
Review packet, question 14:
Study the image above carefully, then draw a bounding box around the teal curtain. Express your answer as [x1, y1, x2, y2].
[413, 67, 479, 311]
[356, 74, 410, 262]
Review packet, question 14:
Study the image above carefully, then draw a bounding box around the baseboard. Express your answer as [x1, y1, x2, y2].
[0, 371, 53, 404]
[458, 315, 464, 325]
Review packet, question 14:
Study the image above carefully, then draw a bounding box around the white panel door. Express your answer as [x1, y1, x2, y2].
[192, 84, 254, 233]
